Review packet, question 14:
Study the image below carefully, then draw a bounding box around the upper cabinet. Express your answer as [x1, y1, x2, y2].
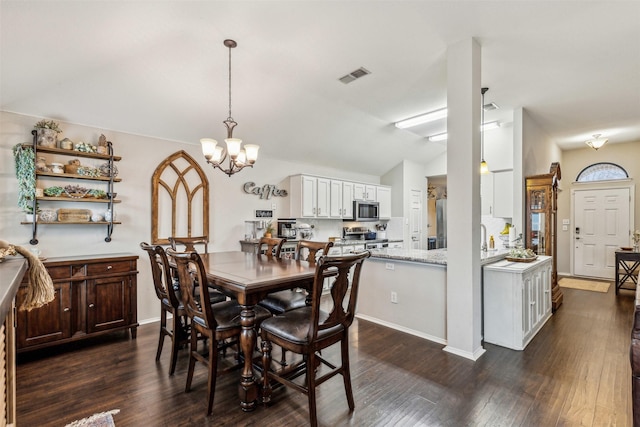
[290, 175, 330, 218]
[481, 173, 494, 216]
[493, 170, 513, 218]
[376, 186, 391, 219]
[289, 174, 391, 220]
[481, 170, 513, 219]
[354, 183, 376, 201]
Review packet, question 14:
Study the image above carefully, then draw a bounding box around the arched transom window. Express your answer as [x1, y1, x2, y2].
[576, 162, 628, 182]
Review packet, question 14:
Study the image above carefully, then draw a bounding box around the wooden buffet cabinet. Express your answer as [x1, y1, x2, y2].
[525, 162, 563, 312]
[17, 253, 138, 352]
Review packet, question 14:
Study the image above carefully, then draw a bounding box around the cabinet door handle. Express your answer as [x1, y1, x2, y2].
[89, 303, 95, 308]
[63, 307, 70, 312]
[107, 265, 113, 270]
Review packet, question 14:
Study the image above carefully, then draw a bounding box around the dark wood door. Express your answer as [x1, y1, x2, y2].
[86, 275, 131, 334]
[17, 282, 72, 348]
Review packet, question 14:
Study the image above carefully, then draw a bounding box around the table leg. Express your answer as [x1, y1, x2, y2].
[239, 304, 258, 411]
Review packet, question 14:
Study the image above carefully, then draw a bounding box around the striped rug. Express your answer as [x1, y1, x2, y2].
[558, 277, 610, 293]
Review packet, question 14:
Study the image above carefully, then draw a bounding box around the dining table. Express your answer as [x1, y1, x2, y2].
[194, 251, 321, 411]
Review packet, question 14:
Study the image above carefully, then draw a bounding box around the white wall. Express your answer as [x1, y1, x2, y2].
[0, 111, 379, 322]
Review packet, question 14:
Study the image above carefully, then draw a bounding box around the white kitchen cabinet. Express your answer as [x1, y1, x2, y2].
[289, 175, 330, 218]
[376, 186, 391, 219]
[330, 180, 355, 219]
[354, 183, 376, 201]
[481, 173, 494, 216]
[329, 179, 343, 218]
[483, 256, 552, 350]
[388, 242, 403, 249]
[342, 181, 354, 219]
[493, 170, 513, 218]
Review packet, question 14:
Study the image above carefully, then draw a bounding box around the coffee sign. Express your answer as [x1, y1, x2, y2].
[243, 182, 288, 200]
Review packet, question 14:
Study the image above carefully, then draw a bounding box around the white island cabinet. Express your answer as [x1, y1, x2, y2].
[483, 255, 552, 350]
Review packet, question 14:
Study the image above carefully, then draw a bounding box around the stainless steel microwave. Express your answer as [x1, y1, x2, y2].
[350, 201, 379, 221]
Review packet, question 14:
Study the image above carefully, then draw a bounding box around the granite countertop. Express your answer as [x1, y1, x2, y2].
[367, 247, 509, 266]
[239, 238, 402, 246]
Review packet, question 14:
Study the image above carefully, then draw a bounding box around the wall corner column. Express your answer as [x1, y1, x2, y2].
[443, 38, 485, 361]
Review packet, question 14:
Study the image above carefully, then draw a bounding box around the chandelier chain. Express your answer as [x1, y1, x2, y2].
[228, 43, 232, 120]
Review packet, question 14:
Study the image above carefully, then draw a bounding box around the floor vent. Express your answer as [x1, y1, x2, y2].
[339, 67, 371, 84]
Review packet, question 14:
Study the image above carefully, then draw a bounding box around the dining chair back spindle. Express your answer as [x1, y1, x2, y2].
[260, 250, 371, 427]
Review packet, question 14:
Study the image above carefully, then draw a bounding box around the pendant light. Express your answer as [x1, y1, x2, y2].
[480, 87, 489, 174]
[585, 134, 608, 150]
[200, 39, 259, 177]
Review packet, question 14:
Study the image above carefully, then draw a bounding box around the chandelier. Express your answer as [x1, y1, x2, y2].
[201, 39, 259, 177]
[585, 134, 608, 151]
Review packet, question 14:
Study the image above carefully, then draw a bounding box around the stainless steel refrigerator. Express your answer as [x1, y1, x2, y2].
[436, 199, 447, 248]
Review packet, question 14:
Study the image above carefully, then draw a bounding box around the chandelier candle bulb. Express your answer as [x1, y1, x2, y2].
[225, 138, 242, 157]
[200, 138, 217, 159]
[244, 144, 259, 163]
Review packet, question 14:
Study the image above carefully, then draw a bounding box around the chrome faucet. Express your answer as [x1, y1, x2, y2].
[480, 224, 488, 252]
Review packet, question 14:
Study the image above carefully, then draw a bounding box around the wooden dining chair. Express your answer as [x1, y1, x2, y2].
[256, 236, 286, 257]
[169, 236, 209, 254]
[259, 240, 334, 366]
[260, 251, 370, 427]
[140, 242, 188, 376]
[169, 235, 228, 304]
[259, 240, 334, 315]
[168, 249, 272, 416]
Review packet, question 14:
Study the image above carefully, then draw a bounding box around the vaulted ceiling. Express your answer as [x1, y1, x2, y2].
[2, 1, 639, 176]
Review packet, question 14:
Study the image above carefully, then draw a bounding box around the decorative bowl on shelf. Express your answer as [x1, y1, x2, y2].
[620, 247, 633, 251]
[39, 209, 57, 222]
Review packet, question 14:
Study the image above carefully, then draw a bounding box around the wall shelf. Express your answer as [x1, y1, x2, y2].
[25, 130, 121, 244]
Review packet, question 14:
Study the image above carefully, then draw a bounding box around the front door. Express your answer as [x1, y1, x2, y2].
[573, 187, 630, 278]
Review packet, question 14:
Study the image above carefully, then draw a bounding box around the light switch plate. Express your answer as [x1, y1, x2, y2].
[562, 219, 570, 225]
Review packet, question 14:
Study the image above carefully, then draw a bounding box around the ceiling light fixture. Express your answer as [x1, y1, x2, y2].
[585, 133, 608, 151]
[427, 121, 500, 142]
[200, 39, 259, 177]
[395, 107, 448, 129]
[480, 87, 489, 174]
[428, 132, 448, 142]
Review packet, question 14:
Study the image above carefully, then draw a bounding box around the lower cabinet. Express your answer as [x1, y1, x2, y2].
[17, 254, 138, 352]
[483, 255, 552, 350]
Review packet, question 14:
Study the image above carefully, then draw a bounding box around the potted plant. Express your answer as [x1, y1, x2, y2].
[34, 119, 62, 148]
[12, 143, 38, 220]
[264, 221, 274, 238]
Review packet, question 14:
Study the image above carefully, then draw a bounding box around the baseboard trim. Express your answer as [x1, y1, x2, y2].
[355, 313, 447, 346]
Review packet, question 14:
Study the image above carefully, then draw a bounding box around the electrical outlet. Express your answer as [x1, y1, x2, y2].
[562, 225, 568, 231]
[385, 263, 395, 270]
[391, 291, 398, 304]
[271, 203, 277, 210]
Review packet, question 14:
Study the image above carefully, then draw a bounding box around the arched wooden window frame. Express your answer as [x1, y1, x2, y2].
[151, 150, 209, 245]
[576, 162, 629, 182]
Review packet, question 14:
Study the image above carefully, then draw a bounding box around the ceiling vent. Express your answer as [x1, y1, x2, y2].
[339, 67, 371, 84]
[483, 102, 499, 111]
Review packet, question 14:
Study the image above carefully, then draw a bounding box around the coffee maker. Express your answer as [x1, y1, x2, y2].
[277, 218, 297, 239]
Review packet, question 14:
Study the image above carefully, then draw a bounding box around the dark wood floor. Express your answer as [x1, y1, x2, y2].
[17, 284, 635, 427]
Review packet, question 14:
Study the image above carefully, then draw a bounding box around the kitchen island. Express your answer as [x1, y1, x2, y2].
[356, 248, 508, 344]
